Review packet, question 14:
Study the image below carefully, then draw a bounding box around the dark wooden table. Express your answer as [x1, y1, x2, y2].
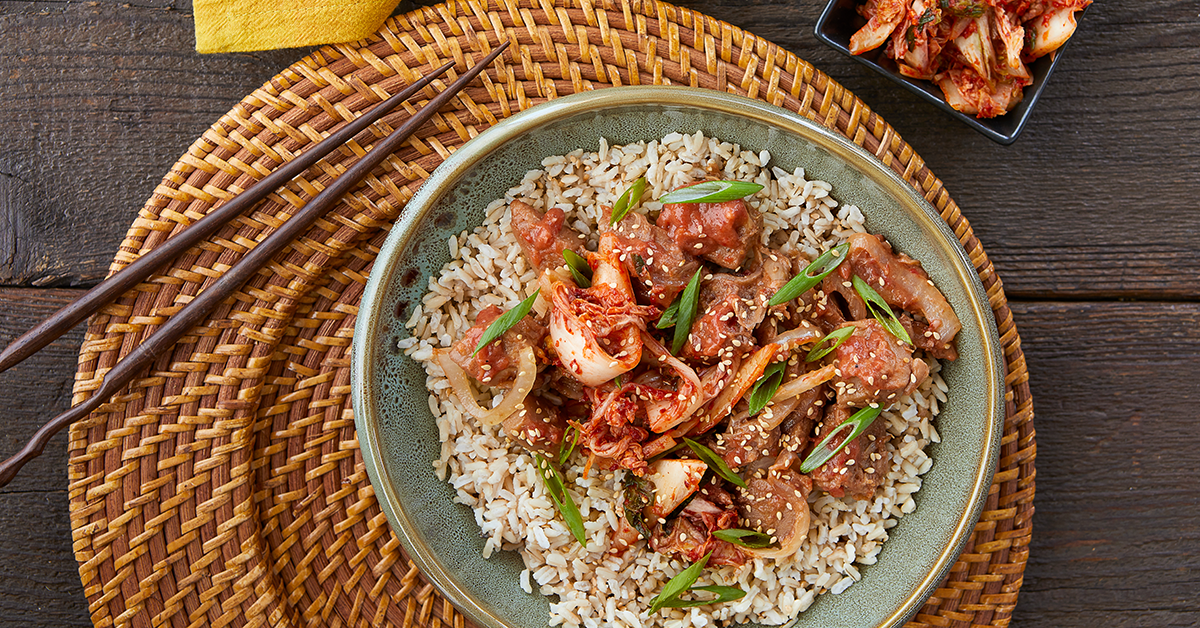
[2, 1, 1197, 626]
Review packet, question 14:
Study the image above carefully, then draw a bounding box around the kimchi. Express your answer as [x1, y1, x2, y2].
[849, 0, 1091, 118]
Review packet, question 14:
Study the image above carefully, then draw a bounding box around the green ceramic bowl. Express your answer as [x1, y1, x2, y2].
[352, 87, 1004, 628]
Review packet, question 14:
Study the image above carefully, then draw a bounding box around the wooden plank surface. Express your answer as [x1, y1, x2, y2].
[1010, 302, 1200, 628]
[0, 288, 91, 628]
[3, 298, 1198, 628]
[1, 1, 1197, 297]
[1, 0, 1198, 627]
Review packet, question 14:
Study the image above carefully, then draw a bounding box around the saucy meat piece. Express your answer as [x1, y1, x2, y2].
[450, 305, 548, 388]
[734, 464, 812, 555]
[831, 319, 928, 407]
[779, 383, 829, 456]
[712, 413, 782, 471]
[509, 199, 587, 274]
[809, 403, 890, 500]
[657, 186, 762, 270]
[819, 273, 867, 324]
[899, 314, 959, 361]
[606, 209, 701, 308]
[682, 248, 790, 362]
[834, 233, 961, 359]
[500, 394, 569, 456]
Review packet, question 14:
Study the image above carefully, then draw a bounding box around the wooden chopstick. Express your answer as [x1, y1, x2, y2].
[0, 60, 464, 375]
[0, 41, 510, 487]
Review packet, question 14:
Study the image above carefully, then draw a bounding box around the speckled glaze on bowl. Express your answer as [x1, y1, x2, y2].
[352, 87, 1004, 628]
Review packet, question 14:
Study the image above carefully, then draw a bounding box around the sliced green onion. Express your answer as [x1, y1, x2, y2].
[472, 292, 538, 355]
[767, 242, 849, 306]
[852, 275, 913, 345]
[534, 454, 588, 547]
[799, 406, 883, 473]
[610, 176, 647, 225]
[683, 438, 747, 488]
[712, 528, 773, 549]
[656, 298, 680, 329]
[557, 424, 580, 466]
[806, 326, 856, 362]
[657, 180, 764, 204]
[649, 552, 710, 613]
[563, 249, 592, 288]
[658, 585, 747, 609]
[746, 361, 787, 416]
[671, 269, 703, 355]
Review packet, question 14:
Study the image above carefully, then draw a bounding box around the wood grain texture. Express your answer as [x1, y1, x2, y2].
[1, 0, 1197, 297]
[681, 0, 1200, 301]
[3, 294, 1199, 628]
[1011, 301, 1200, 628]
[0, 288, 91, 628]
[0, 0, 311, 287]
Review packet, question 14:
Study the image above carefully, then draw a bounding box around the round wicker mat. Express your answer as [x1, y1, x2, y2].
[66, 2, 1036, 627]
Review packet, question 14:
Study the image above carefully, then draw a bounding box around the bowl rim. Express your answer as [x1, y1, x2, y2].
[352, 85, 1005, 628]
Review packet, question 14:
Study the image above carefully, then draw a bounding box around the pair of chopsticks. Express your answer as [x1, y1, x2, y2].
[0, 41, 510, 487]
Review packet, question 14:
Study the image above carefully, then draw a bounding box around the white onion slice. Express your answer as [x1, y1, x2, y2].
[750, 495, 811, 560]
[435, 345, 537, 426]
[770, 322, 824, 354]
[772, 363, 836, 403]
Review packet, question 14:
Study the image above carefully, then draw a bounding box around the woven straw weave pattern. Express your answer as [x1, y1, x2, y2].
[65, 2, 1035, 628]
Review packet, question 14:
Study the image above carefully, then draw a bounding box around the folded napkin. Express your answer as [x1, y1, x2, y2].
[193, 0, 402, 53]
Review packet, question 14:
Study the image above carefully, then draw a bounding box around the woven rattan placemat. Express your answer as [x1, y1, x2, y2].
[66, 2, 1035, 627]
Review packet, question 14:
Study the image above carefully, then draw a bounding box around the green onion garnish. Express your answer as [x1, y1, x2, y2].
[683, 438, 747, 488]
[746, 361, 787, 416]
[650, 552, 709, 613]
[656, 298, 680, 329]
[657, 180, 764, 204]
[658, 585, 747, 609]
[767, 242, 849, 306]
[563, 249, 592, 288]
[610, 176, 647, 225]
[472, 292, 538, 355]
[712, 528, 774, 549]
[534, 453, 588, 547]
[557, 424, 580, 466]
[799, 406, 883, 473]
[671, 269, 703, 354]
[852, 275, 913, 345]
[806, 326, 855, 362]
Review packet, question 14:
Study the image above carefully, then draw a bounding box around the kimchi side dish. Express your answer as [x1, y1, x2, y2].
[850, 0, 1091, 117]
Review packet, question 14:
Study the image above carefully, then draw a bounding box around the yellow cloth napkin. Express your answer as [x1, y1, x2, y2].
[193, 0, 402, 53]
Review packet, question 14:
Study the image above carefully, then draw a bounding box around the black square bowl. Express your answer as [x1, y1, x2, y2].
[815, 0, 1086, 145]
